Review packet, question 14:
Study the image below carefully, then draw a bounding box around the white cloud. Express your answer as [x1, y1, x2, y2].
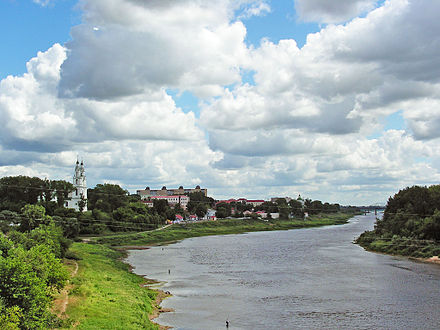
[237, 1, 271, 19]
[58, 0, 250, 99]
[32, 0, 53, 7]
[2, 0, 440, 205]
[0, 44, 203, 152]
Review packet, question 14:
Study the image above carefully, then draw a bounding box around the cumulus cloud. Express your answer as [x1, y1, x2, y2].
[0, 44, 203, 154]
[2, 0, 440, 205]
[59, 0, 250, 99]
[202, 0, 440, 138]
[295, 0, 378, 23]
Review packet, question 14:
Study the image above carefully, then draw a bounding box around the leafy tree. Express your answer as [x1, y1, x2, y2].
[0, 232, 68, 329]
[0, 211, 21, 234]
[186, 192, 214, 214]
[255, 201, 278, 213]
[215, 202, 231, 218]
[20, 204, 52, 232]
[87, 184, 128, 213]
[195, 203, 208, 218]
[0, 176, 45, 212]
[289, 199, 304, 217]
[152, 199, 168, 217]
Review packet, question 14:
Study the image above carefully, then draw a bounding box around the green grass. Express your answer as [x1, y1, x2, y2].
[63, 243, 159, 329]
[95, 213, 354, 246]
[356, 231, 440, 258]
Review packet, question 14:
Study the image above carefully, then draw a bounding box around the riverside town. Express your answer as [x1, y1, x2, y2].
[2, 1, 440, 328]
[1, 159, 439, 329]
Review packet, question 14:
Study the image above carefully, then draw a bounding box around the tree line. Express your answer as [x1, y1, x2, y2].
[356, 184, 440, 257]
[216, 198, 341, 219]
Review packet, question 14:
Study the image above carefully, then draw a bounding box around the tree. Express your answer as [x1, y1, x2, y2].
[78, 195, 87, 213]
[195, 203, 208, 218]
[20, 204, 52, 232]
[87, 184, 128, 213]
[289, 199, 304, 217]
[152, 199, 168, 217]
[0, 176, 45, 212]
[215, 202, 231, 218]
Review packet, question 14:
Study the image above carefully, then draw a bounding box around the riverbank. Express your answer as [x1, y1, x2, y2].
[61, 243, 163, 329]
[356, 231, 440, 259]
[94, 213, 355, 247]
[61, 213, 356, 328]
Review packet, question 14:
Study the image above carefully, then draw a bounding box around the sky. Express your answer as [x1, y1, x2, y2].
[1, 0, 440, 205]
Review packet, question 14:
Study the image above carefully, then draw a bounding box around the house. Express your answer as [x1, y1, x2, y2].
[174, 214, 184, 223]
[256, 211, 267, 218]
[243, 210, 253, 217]
[205, 209, 217, 220]
[189, 214, 198, 221]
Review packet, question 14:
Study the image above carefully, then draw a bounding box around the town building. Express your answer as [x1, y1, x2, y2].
[66, 160, 87, 212]
[205, 209, 217, 221]
[245, 199, 265, 207]
[142, 195, 189, 209]
[137, 185, 207, 199]
[216, 198, 265, 207]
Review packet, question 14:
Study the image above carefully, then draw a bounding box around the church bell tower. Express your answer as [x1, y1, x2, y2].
[67, 159, 88, 211]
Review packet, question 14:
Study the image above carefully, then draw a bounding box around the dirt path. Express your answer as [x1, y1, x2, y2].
[52, 259, 79, 318]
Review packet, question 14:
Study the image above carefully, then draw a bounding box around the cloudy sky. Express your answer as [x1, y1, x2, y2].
[1, 0, 440, 205]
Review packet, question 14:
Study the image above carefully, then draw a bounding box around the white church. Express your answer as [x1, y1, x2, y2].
[66, 160, 87, 212]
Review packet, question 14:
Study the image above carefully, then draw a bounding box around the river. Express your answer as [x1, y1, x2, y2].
[126, 214, 440, 329]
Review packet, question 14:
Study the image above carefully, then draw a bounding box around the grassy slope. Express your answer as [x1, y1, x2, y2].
[95, 213, 354, 246]
[63, 243, 159, 329]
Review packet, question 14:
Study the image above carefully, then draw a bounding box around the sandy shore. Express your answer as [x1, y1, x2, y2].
[410, 255, 440, 266]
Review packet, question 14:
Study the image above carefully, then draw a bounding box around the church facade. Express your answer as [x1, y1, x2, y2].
[66, 160, 87, 212]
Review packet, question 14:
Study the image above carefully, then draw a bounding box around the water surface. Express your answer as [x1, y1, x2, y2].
[126, 214, 440, 329]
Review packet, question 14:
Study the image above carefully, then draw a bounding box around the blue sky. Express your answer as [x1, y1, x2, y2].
[0, 0, 439, 205]
[0, 0, 79, 79]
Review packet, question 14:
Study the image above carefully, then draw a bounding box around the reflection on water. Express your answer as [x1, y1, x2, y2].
[126, 215, 440, 330]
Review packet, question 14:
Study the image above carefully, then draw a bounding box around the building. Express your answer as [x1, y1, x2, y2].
[246, 199, 265, 207]
[205, 209, 217, 221]
[137, 185, 207, 199]
[216, 198, 265, 207]
[143, 195, 189, 209]
[66, 160, 87, 212]
[270, 197, 292, 203]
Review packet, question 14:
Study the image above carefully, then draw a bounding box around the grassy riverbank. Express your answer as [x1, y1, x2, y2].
[356, 231, 440, 258]
[94, 213, 355, 246]
[60, 213, 356, 328]
[61, 243, 161, 329]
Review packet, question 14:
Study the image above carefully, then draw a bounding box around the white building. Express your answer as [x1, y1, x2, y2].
[143, 195, 189, 210]
[66, 160, 87, 212]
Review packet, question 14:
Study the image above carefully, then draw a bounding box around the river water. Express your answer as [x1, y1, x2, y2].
[126, 214, 440, 329]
